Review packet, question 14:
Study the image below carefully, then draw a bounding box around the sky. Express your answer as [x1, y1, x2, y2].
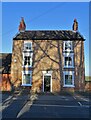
[1, 2, 90, 76]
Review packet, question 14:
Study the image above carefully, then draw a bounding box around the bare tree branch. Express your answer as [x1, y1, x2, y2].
[34, 40, 59, 64]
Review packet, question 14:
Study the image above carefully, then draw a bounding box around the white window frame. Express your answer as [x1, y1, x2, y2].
[23, 41, 32, 51]
[22, 71, 32, 86]
[63, 71, 74, 87]
[63, 53, 74, 68]
[22, 52, 33, 67]
[63, 41, 73, 52]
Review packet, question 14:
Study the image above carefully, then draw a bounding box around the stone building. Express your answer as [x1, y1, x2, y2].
[0, 18, 85, 92]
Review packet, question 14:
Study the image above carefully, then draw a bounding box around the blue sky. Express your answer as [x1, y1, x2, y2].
[1, 2, 90, 76]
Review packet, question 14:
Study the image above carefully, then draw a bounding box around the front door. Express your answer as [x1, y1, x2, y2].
[44, 76, 51, 92]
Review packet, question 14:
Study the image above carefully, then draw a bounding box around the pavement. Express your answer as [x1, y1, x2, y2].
[1, 92, 91, 119]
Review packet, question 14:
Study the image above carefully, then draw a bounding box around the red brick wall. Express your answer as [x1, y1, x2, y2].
[0, 74, 11, 91]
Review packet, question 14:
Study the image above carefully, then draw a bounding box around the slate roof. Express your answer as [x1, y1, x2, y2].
[13, 30, 85, 40]
[0, 53, 12, 74]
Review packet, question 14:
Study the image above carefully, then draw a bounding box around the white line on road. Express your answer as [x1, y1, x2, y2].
[3, 96, 13, 104]
[78, 102, 82, 106]
[74, 94, 90, 102]
[80, 98, 89, 102]
[17, 101, 32, 118]
[73, 97, 76, 100]
[28, 103, 89, 108]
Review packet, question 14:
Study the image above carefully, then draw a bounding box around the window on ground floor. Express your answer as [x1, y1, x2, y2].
[63, 71, 74, 87]
[22, 71, 32, 86]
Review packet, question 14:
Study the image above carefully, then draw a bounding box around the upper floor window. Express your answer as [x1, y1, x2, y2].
[65, 57, 72, 66]
[63, 41, 73, 52]
[23, 52, 33, 67]
[23, 41, 33, 67]
[24, 41, 32, 51]
[63, 53, 74, 68]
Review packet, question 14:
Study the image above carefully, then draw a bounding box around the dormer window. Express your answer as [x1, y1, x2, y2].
[63, 41, 73, 52]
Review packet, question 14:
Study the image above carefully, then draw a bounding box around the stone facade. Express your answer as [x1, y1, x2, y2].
[0, 18, 85, 92]
[11, 36, 85, 93]
[0, 18, 86, 92]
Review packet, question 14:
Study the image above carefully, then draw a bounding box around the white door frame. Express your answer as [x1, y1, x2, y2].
[42, 71, 52, 92]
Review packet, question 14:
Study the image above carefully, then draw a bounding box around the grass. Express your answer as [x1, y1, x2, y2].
[85, 76, 91, 82]
[1, 91, 14, 94]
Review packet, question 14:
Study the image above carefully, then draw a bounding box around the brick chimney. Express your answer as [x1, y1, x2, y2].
[18, 17, 26, 32]
[72, 19, 78, 31]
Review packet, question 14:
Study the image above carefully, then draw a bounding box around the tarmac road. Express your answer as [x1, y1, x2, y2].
[1, 92, 91, 119]
[17, 93, 90, 119]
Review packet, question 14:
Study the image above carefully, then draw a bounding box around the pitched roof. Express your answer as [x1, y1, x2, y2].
[13, 30, 85, 40]
[0, 53, 12, 74]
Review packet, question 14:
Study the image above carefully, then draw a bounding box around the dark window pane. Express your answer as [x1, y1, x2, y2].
[65, 75, 72, 85]
[65, 57, 72, 66]
[65, 42, 72, 51]
[23, 74, 30, 84]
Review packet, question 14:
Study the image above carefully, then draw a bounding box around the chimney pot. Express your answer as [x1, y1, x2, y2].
[18, 17, 26, 32]
[72, 18, 78, 31]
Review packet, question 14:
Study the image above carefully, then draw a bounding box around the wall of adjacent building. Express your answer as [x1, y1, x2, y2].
[0, 74, 11, 91]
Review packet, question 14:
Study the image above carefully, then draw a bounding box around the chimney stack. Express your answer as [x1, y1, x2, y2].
[72, 19, 78, 31]
[18, 17, 26, 32]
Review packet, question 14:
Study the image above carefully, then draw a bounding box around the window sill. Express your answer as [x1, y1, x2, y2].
[63, 53, 74, 55]
[63, 85, 75, 88]
[63, 50, 73, 52]
[22, 66, 32, 68]
[21, 84, 32, 86]
[64, 66, 74, 68]
[23, 49, 33, 52]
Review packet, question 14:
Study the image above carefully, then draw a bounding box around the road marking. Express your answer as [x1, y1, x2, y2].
[73, 97, 76, 100]
[74, 94, 90, 102]
[12, 97, 18, 100]
[80, 98, 89, 102]
[78, 102, 82, 106]
[2, 95, 13, 104]
[17, 101, 32, 118]
[28, 103, 89, 108]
